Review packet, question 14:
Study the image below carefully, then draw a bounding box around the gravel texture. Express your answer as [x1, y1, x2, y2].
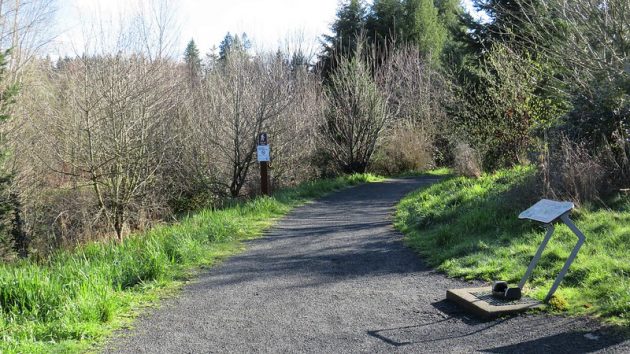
[105, 177, 629, 353]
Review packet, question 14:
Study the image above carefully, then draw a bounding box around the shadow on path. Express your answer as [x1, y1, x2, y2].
[106, 177, 630, 353]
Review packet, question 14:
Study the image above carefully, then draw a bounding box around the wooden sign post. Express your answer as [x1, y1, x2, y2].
[257, 132, 270, 196]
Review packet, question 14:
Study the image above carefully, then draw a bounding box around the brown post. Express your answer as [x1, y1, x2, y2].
[257, 132, 271, 196]
[260, 161, 270, 196]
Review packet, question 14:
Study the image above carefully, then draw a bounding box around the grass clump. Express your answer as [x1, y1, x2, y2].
[395, 166, 630, 324]
[0, 173, 381, 353]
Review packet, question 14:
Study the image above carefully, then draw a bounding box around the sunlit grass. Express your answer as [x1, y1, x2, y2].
[395, 166, 630, 325]
[0, 173, 382, 353]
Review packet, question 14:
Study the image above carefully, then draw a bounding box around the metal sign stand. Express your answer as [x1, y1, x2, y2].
[446, 199, 587, 318]
[517, 200, 586, 302]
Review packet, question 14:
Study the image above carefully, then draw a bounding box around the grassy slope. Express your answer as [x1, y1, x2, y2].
[0, 174, 383, 353]
[396, 166, 630, 324]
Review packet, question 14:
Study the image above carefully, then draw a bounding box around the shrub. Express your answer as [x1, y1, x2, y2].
[541, 136, 606, 205]
[371, 122, 434, 175]
[453, 142, 482, 178]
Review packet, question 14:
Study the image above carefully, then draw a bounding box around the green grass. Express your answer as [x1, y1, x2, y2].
[390, 167, 454, 178]
[395, 166, 630, 325]
[0, 173, 383, 353]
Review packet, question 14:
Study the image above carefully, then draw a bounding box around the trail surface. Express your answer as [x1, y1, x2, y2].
[107, 178, 629, 353]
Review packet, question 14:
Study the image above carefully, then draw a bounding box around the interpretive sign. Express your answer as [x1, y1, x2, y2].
[447, 198, 587, 318]
[517, 199, 585, 302]
[518, 199, 574, 224]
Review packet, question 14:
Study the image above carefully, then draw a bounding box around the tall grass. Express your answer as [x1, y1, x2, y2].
[396, 166, 630, 324]
[0, 173, 382, 353]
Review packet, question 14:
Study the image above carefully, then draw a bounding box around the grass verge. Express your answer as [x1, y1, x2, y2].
[0, 173, 383, 353]
[395, 165, 630, 325]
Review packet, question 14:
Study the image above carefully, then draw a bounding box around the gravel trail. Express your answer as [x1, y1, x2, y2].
[106, 177, 629, 353]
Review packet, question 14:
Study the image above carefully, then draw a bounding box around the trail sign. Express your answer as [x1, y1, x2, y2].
[257, 145, 270, 162]
[258, 132, 268, 145]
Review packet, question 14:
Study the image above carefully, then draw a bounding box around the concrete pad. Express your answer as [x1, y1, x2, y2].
[447, 287, 543, 319]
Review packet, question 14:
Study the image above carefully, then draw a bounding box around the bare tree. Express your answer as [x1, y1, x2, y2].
[319, 41, 392, 173]
[0, 0, 57, 80]
[372, 46, 449, 173]
[23, 53, 179, 241]
[199, 52, 294, 197]
[266, 63, 322, 186]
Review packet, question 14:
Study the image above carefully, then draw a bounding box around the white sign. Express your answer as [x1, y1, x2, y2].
[518, 199, 574, 224]
[257, 145, 270, 162]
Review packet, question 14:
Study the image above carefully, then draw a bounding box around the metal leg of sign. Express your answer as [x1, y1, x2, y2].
[543, 215, 586, 302]
[518, 224, 555, 289]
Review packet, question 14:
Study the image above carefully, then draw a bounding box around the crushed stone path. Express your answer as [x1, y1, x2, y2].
[106, 177, 629, 353]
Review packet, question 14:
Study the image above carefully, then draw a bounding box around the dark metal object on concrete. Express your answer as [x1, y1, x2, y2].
[492, 281, 522, 301]
[447, 287, 541, 319]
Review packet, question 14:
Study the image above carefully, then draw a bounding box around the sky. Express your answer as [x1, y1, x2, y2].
[51, 0, 484, 60]
[52, 0, 339, 59]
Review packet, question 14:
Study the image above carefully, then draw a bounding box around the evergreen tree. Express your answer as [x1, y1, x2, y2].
[467, 0, 544, 54]
[218, 32, 250, 61]
[318, 0, 367, 80]
[434, 0, 470, 67]
[290, 49, 309, 73]
[366, 0, 405, 48]
[218, 32, 234, 61]
[205, 45, 219, 74]
[184, 39, 202, 85]
[403, 0, 447, 64]
[0, 50, 21, 257]
[240, 32, 252, 51]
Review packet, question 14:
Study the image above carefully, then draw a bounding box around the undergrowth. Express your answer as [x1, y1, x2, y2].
[395, 166, 630, 325]
[0, 173, 382, 353]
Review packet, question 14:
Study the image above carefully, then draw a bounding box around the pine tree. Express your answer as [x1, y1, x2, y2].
[403, 0, 447, 64]
[218, 32, 250, 61]
[434, 0, 469, 67]
[0, 50, 21, 257]
[366, 0, 405, 48]
[318, 0, 367, 80]
[184, 39, 202, 85]
[467, 0, 543, 54]
[218, 32, 234, 61]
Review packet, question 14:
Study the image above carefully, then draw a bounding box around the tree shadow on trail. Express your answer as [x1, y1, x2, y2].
[366, 300, 628, 352]
[481, 331, 627, 353]
[185, 179, 441, 291]
[367, 300, 505, 347]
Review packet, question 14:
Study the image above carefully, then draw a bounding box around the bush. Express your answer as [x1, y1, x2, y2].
[453, 142, 482, 178]
[541, 136, 607, 205]
[371, 122, 434, 175]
